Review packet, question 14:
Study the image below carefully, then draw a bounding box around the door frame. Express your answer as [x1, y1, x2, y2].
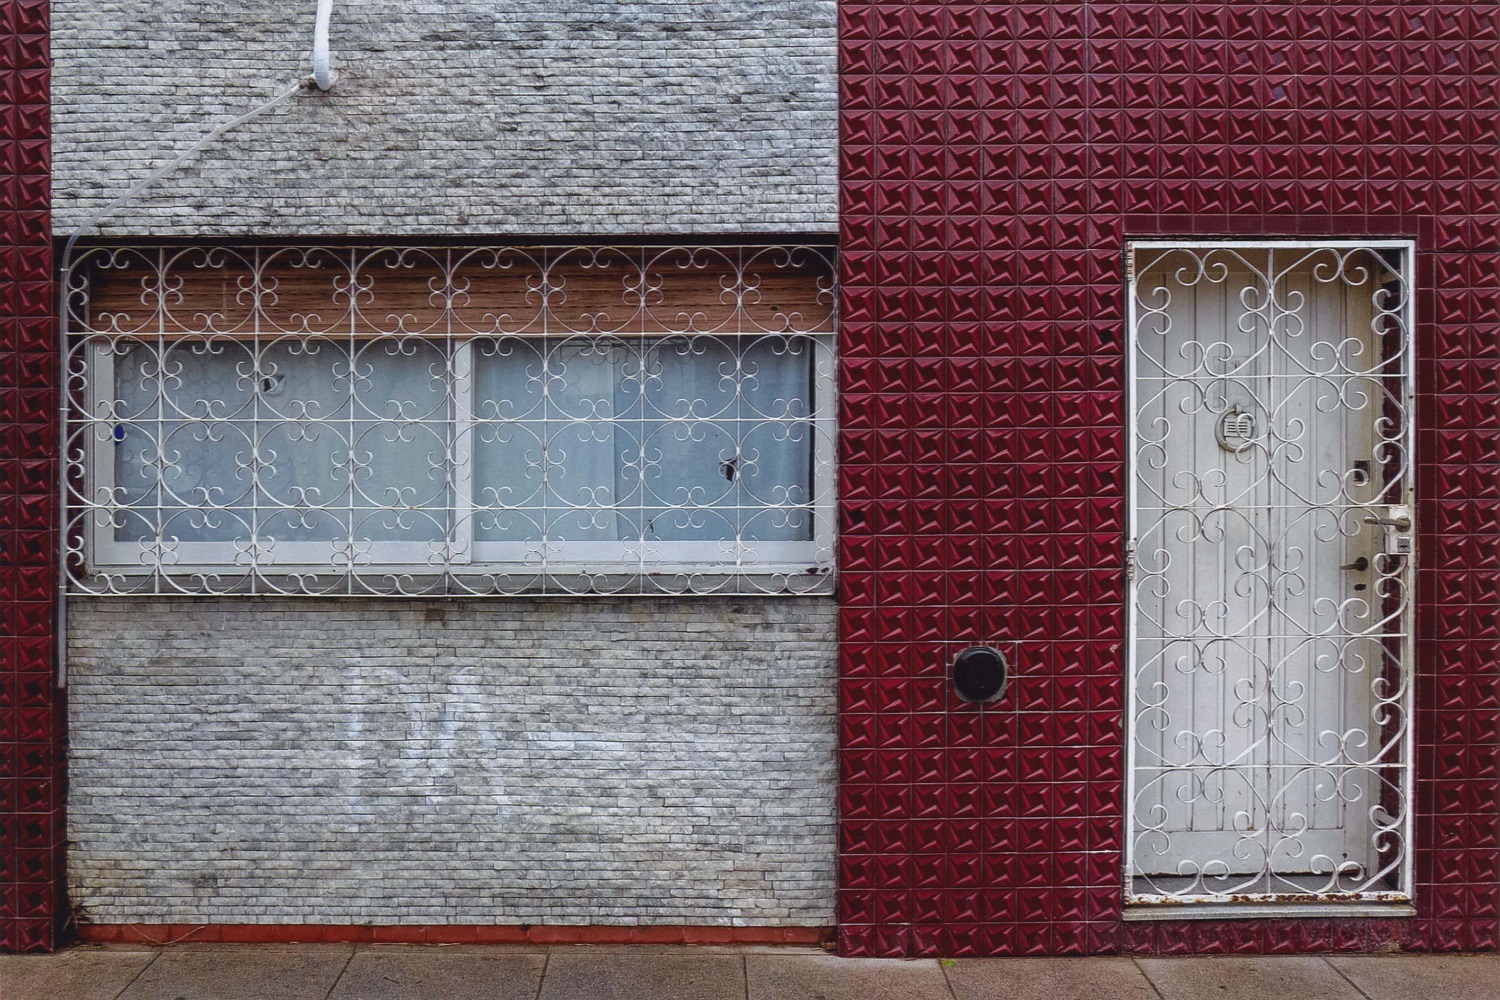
[1121, 238, 1418, 918]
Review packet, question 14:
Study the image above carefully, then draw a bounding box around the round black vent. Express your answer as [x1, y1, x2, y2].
[953, 646, 1008, 704]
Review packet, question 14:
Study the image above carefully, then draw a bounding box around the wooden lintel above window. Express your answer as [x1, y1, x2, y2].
[73, 244, 837, 341]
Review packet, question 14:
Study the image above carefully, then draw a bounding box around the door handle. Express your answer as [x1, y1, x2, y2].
[1341, 557, 1370, 572]
[1364, 504, 1414, 557]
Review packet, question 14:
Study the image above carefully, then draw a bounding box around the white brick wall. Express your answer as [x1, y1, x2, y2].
[66, 597, 838, 925]
[51, 1, 837, 236]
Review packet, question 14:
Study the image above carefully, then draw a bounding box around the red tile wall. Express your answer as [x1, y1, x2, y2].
[837, 1, 1500, 956]
[0, 0, 57, 955]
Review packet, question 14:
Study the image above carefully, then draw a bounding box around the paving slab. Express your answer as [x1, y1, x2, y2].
[538, 948, 744, 1000]
[329, 945, 546, 1000]
[747, 952, 948, 1000]
[116, 943, 354, 1000]
[1, 945, 158, 1000]
[1138, 956, 1364, 1000]
[946, 956, 1157, 1000]
[1328, 954, 1500, 1000]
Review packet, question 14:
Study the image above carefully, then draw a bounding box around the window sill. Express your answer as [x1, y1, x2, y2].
[69, 565, 837, 598]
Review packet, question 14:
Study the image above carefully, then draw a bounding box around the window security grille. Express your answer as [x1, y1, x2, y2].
[63, 245, 837, 596]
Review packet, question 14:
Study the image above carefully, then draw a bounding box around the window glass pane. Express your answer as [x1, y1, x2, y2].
[471, 335, 814, 547]
[541, 341, 621, 540]
[251, 340, 352, 543]
[630, 336, 813, 543]
[112, 340, 449, 549]
[733, 335, 816, 543]
[627, 336, 738, 543]
[471, 338, 623, 542]
[113, 340, 257, 543]
[469, 337, 545, 541]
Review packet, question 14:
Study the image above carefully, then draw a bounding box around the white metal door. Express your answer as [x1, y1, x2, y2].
[1126, 243, 1415, 908]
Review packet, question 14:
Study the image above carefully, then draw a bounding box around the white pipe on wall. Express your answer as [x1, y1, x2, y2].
[312, 0, 336, 90]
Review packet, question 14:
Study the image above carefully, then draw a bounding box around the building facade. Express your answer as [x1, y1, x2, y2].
[2, 0, 1497, 958]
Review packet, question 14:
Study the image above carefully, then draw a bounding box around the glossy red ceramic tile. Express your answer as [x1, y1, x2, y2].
[837, 0, 1499, 957]
[0, 0, 54, 955]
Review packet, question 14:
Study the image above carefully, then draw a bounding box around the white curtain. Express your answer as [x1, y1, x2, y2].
[113, 340, 448, 546]
[472, 336, 814, 546]
[113, 334, 815, 554]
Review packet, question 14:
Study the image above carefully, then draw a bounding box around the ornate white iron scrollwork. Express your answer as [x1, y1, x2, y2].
[1126, 243, 1415, 908]
[63, 244, 837, 597]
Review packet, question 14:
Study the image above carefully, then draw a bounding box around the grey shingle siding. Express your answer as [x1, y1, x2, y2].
[51, 1, 838, 237]
[66, 597, 839, 925]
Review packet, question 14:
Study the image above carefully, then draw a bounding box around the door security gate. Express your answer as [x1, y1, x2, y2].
[1125, 242, 1415, 911]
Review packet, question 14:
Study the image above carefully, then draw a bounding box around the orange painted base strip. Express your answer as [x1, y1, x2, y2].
[76, 924, 833, 947]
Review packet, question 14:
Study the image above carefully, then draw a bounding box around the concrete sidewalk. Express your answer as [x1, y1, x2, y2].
[5, 944, 1500, 1000]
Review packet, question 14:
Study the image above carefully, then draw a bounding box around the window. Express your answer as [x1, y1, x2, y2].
[65, 245, 836, 595]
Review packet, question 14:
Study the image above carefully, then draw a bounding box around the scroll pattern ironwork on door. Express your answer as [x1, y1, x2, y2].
[1126, 243, 1415, 907]
[62, 245, 837, 596]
